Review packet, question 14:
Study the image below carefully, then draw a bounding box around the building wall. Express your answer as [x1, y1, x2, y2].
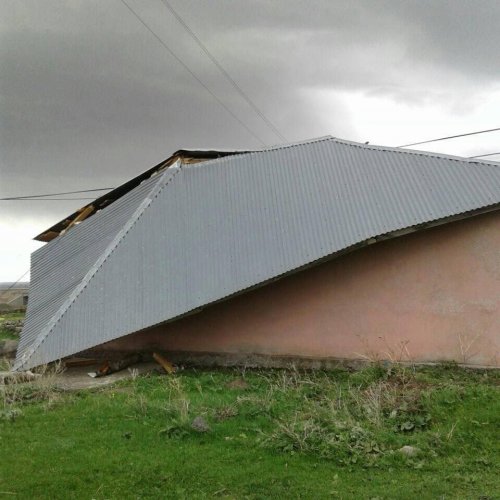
[101, 211, 500, 367]
[0, 288, 29, 311]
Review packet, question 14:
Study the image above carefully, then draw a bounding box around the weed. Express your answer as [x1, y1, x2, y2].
[458, 331, 483, 364]
[157, 376, 195, 439]
[236, 389, 275, 417]
[164, 376, 191, 423]
[0, 407, 22, 421]
[214, 404, 239, 421]
[1, 360, 65, 414]
[259, 366, 435, 464]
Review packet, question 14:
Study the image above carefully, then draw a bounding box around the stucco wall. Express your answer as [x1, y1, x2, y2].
[101, 211, 500, 366]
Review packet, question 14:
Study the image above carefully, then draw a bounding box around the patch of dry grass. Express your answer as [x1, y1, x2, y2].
[1, 360, 65, 419]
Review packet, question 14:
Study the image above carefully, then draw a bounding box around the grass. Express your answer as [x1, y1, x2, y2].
[0, 311, 24, 341]
[0, 363, 499, 499]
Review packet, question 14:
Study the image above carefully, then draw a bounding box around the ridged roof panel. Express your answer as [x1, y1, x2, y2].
[16, 172, 164, 365]
[15, 137, 500, 370]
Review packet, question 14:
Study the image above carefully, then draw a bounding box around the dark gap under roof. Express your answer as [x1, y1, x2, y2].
[35, 149, 248, 242]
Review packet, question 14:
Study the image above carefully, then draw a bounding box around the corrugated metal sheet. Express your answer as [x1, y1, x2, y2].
[16, 172, 165, 366]
[15, 137, 500, 370]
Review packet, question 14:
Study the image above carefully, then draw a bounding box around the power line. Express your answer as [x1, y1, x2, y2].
[119, 0, 267, 147]
[3, 270, 30, 291]
[469, 151, 500, 159]
[397, 127, 500, 148]
[3, 132, 498, 204]
[2, 198, 96, 201]
[160, 0, 287, 143]
[0, 187, 114, 201]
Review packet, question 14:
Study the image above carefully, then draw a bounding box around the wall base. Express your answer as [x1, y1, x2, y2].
[78, 348, 498, 371]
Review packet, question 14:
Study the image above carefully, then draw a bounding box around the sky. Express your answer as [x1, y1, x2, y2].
[1, 0, 500, 281]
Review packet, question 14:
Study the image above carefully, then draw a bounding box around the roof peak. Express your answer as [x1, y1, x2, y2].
[184, 135, 500, 171]
[35, 135, 499, 242]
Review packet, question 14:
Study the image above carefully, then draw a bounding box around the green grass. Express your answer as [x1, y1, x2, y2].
[1, 364, 499, 499]
[0, 330, 17, 341]
[0, 311, 24, 340]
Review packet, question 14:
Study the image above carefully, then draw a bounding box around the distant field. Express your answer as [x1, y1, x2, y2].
[0, 311, 24, 340]
[1, 362, 499, 499]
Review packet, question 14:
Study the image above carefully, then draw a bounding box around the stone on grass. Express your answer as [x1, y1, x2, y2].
[191, 416, 210, 433]
[398, 445, 419, 457]
[1, 320, 25, 336]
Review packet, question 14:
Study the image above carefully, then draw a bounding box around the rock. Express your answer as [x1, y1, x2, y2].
[1, 319, 24, 336]
[191, 416, 210, 433]
[0, 339, 18, 357]
[398, 445, 419, 457]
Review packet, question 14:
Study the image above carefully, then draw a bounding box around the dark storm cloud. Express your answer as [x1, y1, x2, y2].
[178, 0, 500, 85]
[1, 0, 500, 227]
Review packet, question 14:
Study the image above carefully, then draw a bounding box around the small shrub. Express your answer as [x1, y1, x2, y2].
[236, 390, 275, 417]
[158, 421, 190, 439]
[0, 407, 22, 421]
[1, 361, 64, 409]
[157, 376, 193, 439]
[164, 377, 191, 423]
[261, 365, 434, 463]
[261, 412, 381, 464]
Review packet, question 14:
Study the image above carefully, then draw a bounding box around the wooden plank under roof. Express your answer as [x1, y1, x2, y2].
[35, 149, 248, 242]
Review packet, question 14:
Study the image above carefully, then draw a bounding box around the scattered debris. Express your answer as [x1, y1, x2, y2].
[87, 354, 141, 378]
[398, 445, 419, 457]
[64, 357, 99, 368]
[153, 352, 176, 374]
[58, 362, 158, 390]
[191, 415, 210, 432]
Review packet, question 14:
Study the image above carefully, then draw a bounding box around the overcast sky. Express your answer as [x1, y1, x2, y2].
[1, 0, 500, 281]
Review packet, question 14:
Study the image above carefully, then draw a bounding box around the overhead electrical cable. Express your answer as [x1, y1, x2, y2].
[1, 198, 97, 201]
[3, 270, 30, 292]
[468, 151, 500, 159]
[160, 0, 287, 143]
[119, 0, 267, 147]
[4, 130, 500, 203]
[0, 188, 114, 201]
[397, 127, 500, 148]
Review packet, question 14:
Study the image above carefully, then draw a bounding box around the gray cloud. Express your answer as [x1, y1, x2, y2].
[1, 0, 500, 229]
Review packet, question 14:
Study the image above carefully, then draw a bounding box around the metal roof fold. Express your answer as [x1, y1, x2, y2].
[15, 137, 500, 370]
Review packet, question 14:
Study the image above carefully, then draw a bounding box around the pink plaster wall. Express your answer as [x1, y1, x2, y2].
[102, 211, 500, 367]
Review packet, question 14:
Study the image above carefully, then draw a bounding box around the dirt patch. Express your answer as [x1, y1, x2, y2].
[226, 378, 249, 390]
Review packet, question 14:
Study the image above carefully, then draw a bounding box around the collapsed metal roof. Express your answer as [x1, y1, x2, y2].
[34, 149, 248, 242]
[15, 136, 500, 370]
